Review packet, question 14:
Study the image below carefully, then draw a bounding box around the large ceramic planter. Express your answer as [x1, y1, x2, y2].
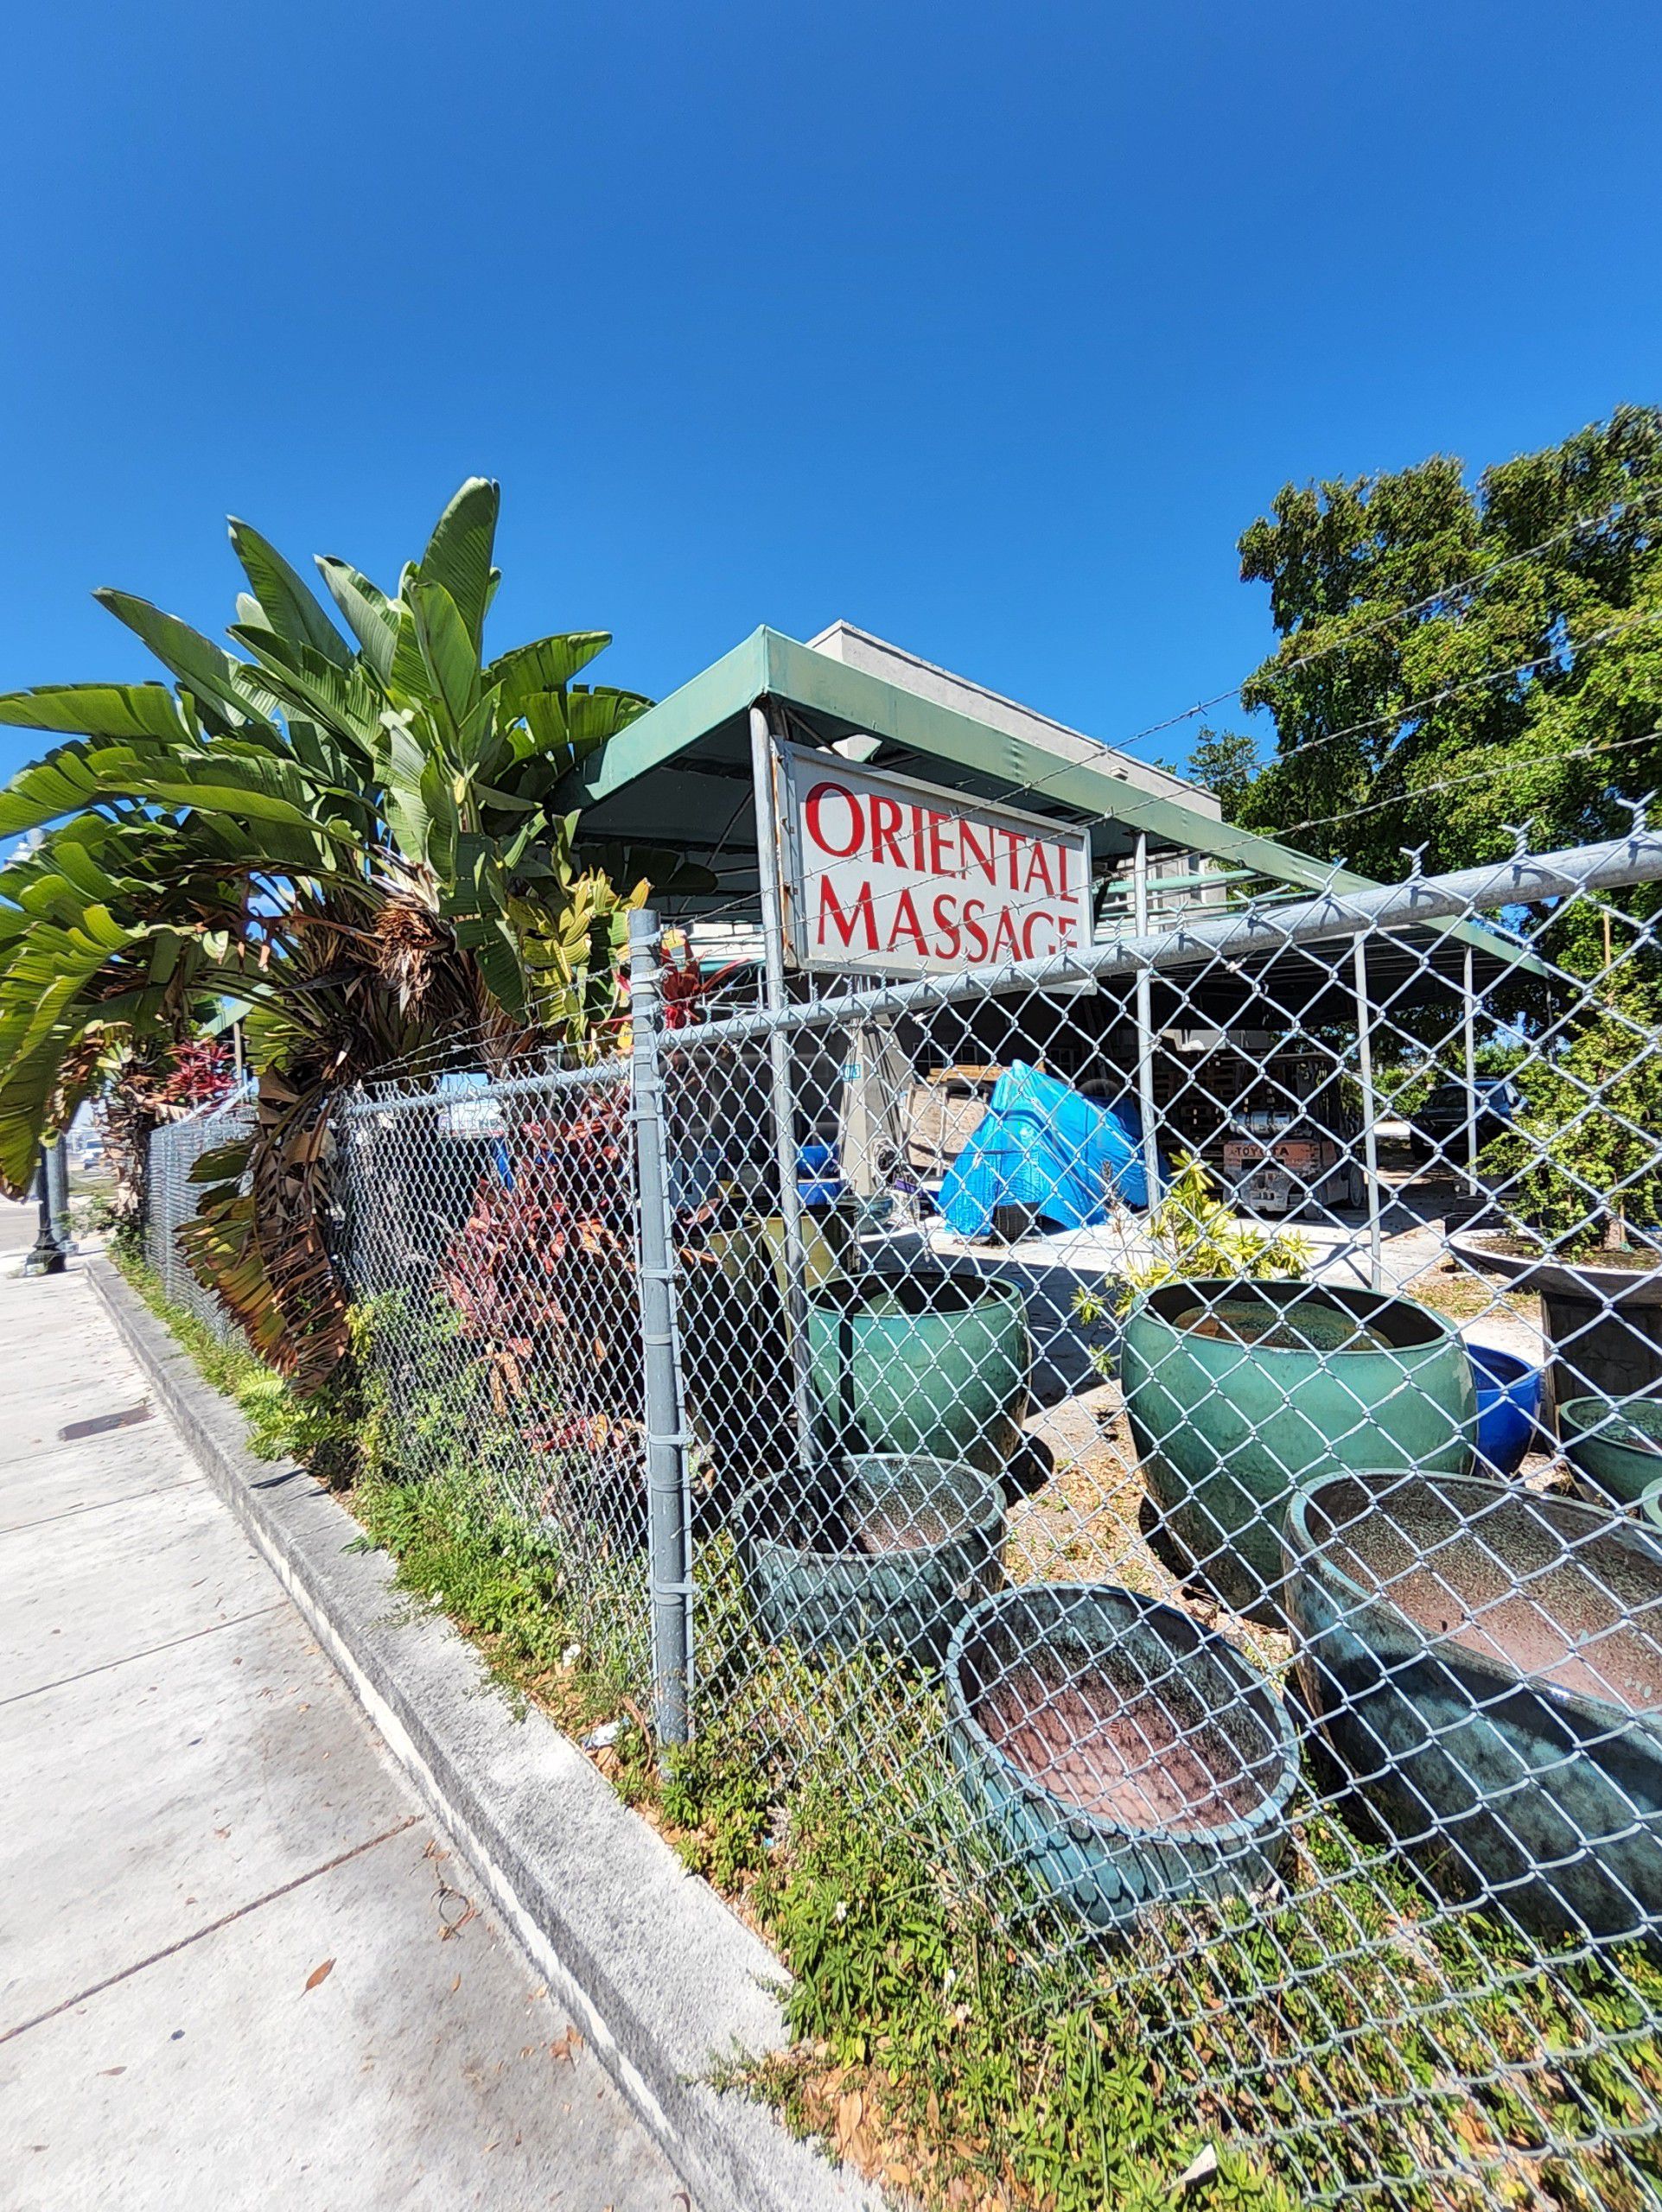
[1449, 1230, 1662, 1409]
[1560, 1396, 1662, 1509]
[1120, 1279, 1476, 1621]
[1283, 1469, 1662, 1941]
[946, 1582, 1297, 1933]
[806, 1272, 1030, 1487]
[733, 1453, 1005, 1663]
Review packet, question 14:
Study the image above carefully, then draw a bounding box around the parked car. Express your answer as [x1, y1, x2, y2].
[1407, 1077, 1520, 1168]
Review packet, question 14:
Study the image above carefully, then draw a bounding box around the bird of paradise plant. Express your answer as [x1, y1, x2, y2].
[0, 480, 704, 1386]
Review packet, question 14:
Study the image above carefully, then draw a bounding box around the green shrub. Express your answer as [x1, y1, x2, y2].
[1075, 1150, 1311, 1359]
[1484, 995, 1662, 1255]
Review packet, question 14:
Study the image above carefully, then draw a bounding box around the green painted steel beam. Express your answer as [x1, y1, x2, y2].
[557, 629, 771, 810]
[555, 625, 1537, 976]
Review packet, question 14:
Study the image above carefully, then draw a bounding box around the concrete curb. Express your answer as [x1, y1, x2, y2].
[89, 1259, 881, 2212]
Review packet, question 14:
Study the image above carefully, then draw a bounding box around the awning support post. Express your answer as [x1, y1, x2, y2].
[1353, 940, 1383, 1289]
[749, 702, 819, 1469]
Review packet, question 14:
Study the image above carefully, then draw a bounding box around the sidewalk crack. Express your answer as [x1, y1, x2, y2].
[0, 1476, 207, 1538]
[0, 1602, 288, 1708]
[0, 1815, 422, 2045]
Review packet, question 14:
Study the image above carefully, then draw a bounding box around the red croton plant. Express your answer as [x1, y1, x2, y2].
[436, 938, 762, 1503]
[100, 1037, 236, 1230]
[439, 1096, 641, 1434]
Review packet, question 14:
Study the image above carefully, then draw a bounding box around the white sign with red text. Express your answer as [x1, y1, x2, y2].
[777, 745, 1093, 976]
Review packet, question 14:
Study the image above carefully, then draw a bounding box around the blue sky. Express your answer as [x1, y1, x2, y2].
[2, 0, 1659, 788]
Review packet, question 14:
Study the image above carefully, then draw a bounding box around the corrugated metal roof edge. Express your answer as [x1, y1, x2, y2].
[556, 625, 1538, 977]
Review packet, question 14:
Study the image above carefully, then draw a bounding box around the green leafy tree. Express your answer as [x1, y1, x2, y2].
[1197, 406, 1662, 880]
[0, 480, 691, 1384]
[1177, 727, 1260, 813]
[1482, 974, 1662, 1255]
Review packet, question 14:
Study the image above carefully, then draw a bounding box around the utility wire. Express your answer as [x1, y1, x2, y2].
[1111, 477, 1662, 759]
[1277, 725, 1662, 842]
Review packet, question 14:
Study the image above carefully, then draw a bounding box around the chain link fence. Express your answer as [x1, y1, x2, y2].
[143, 1085, 256, 1338]
[657, 833, 1662, 2208]
[333, 1052, 657, 1699]
[149, 831, 1662, 2204]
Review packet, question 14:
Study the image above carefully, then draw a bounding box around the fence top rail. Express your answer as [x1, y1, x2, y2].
[157, 1075, 258, 1128]
[342, 1052, 628, 1122]
[665, 829, 1662, 1050]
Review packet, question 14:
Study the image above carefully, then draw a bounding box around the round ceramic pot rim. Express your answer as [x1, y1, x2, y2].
[1559, 1395, 1662, 1452]
[1465, 1339, 1540, 1388]
[731, 1453, 1006, 1569]
[944, 1580, 1298, 1853]
[1284, 1465, 1633, 1589]
[1123, 1278, 1461, 1357]
[1640, 1476, 1662, 1525]
[805, 1272, 1028, 1324]
[1283, 1469, 1662, 1706]
[1448, 1230, 1662, 1302]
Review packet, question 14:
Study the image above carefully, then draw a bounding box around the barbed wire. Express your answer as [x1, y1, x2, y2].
[284, 477, 1662, 1080]
[1221, 602, 1662, 778]
[667, 526, 1662, 952]
[1111, 475, 1662, 759]
[665, 604, 1662, 972]
[1277, 724, 1662, 842]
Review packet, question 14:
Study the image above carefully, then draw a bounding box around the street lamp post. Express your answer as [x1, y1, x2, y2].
[22, 1141, 73, 1277]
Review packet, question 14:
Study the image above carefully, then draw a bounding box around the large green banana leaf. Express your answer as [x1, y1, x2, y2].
[0, 477, 657, 1389]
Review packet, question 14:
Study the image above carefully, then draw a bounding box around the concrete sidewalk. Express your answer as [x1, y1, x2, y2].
[0, 1217, 688, 2211]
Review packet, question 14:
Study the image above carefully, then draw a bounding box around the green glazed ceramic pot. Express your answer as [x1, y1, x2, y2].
[1120, 1277, 1476, 1621]
[733, 1453, 1005, 1665]
[1284, 1469, 1662, 1942]
[946, 1581, 1297, 1933]
[1560, 1395, 1662, 1510]
[806, 1272, 1029, 1484]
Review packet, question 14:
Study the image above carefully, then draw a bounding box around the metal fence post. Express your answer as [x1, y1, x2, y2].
[1462, 942, 1480, 1196]
[1353, 939, 1383, 1289]
[627, 906, 694, 1751]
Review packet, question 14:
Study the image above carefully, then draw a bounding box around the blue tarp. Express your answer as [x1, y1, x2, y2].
[937, 1062, 1149, 1236]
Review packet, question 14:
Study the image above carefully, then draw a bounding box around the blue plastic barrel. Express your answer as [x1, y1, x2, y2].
[1468, 1341, 1541, 1478]
[797, 1140, 845, 1211]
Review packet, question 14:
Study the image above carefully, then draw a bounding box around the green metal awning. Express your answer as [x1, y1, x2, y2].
[557, 624, 1535, 980]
